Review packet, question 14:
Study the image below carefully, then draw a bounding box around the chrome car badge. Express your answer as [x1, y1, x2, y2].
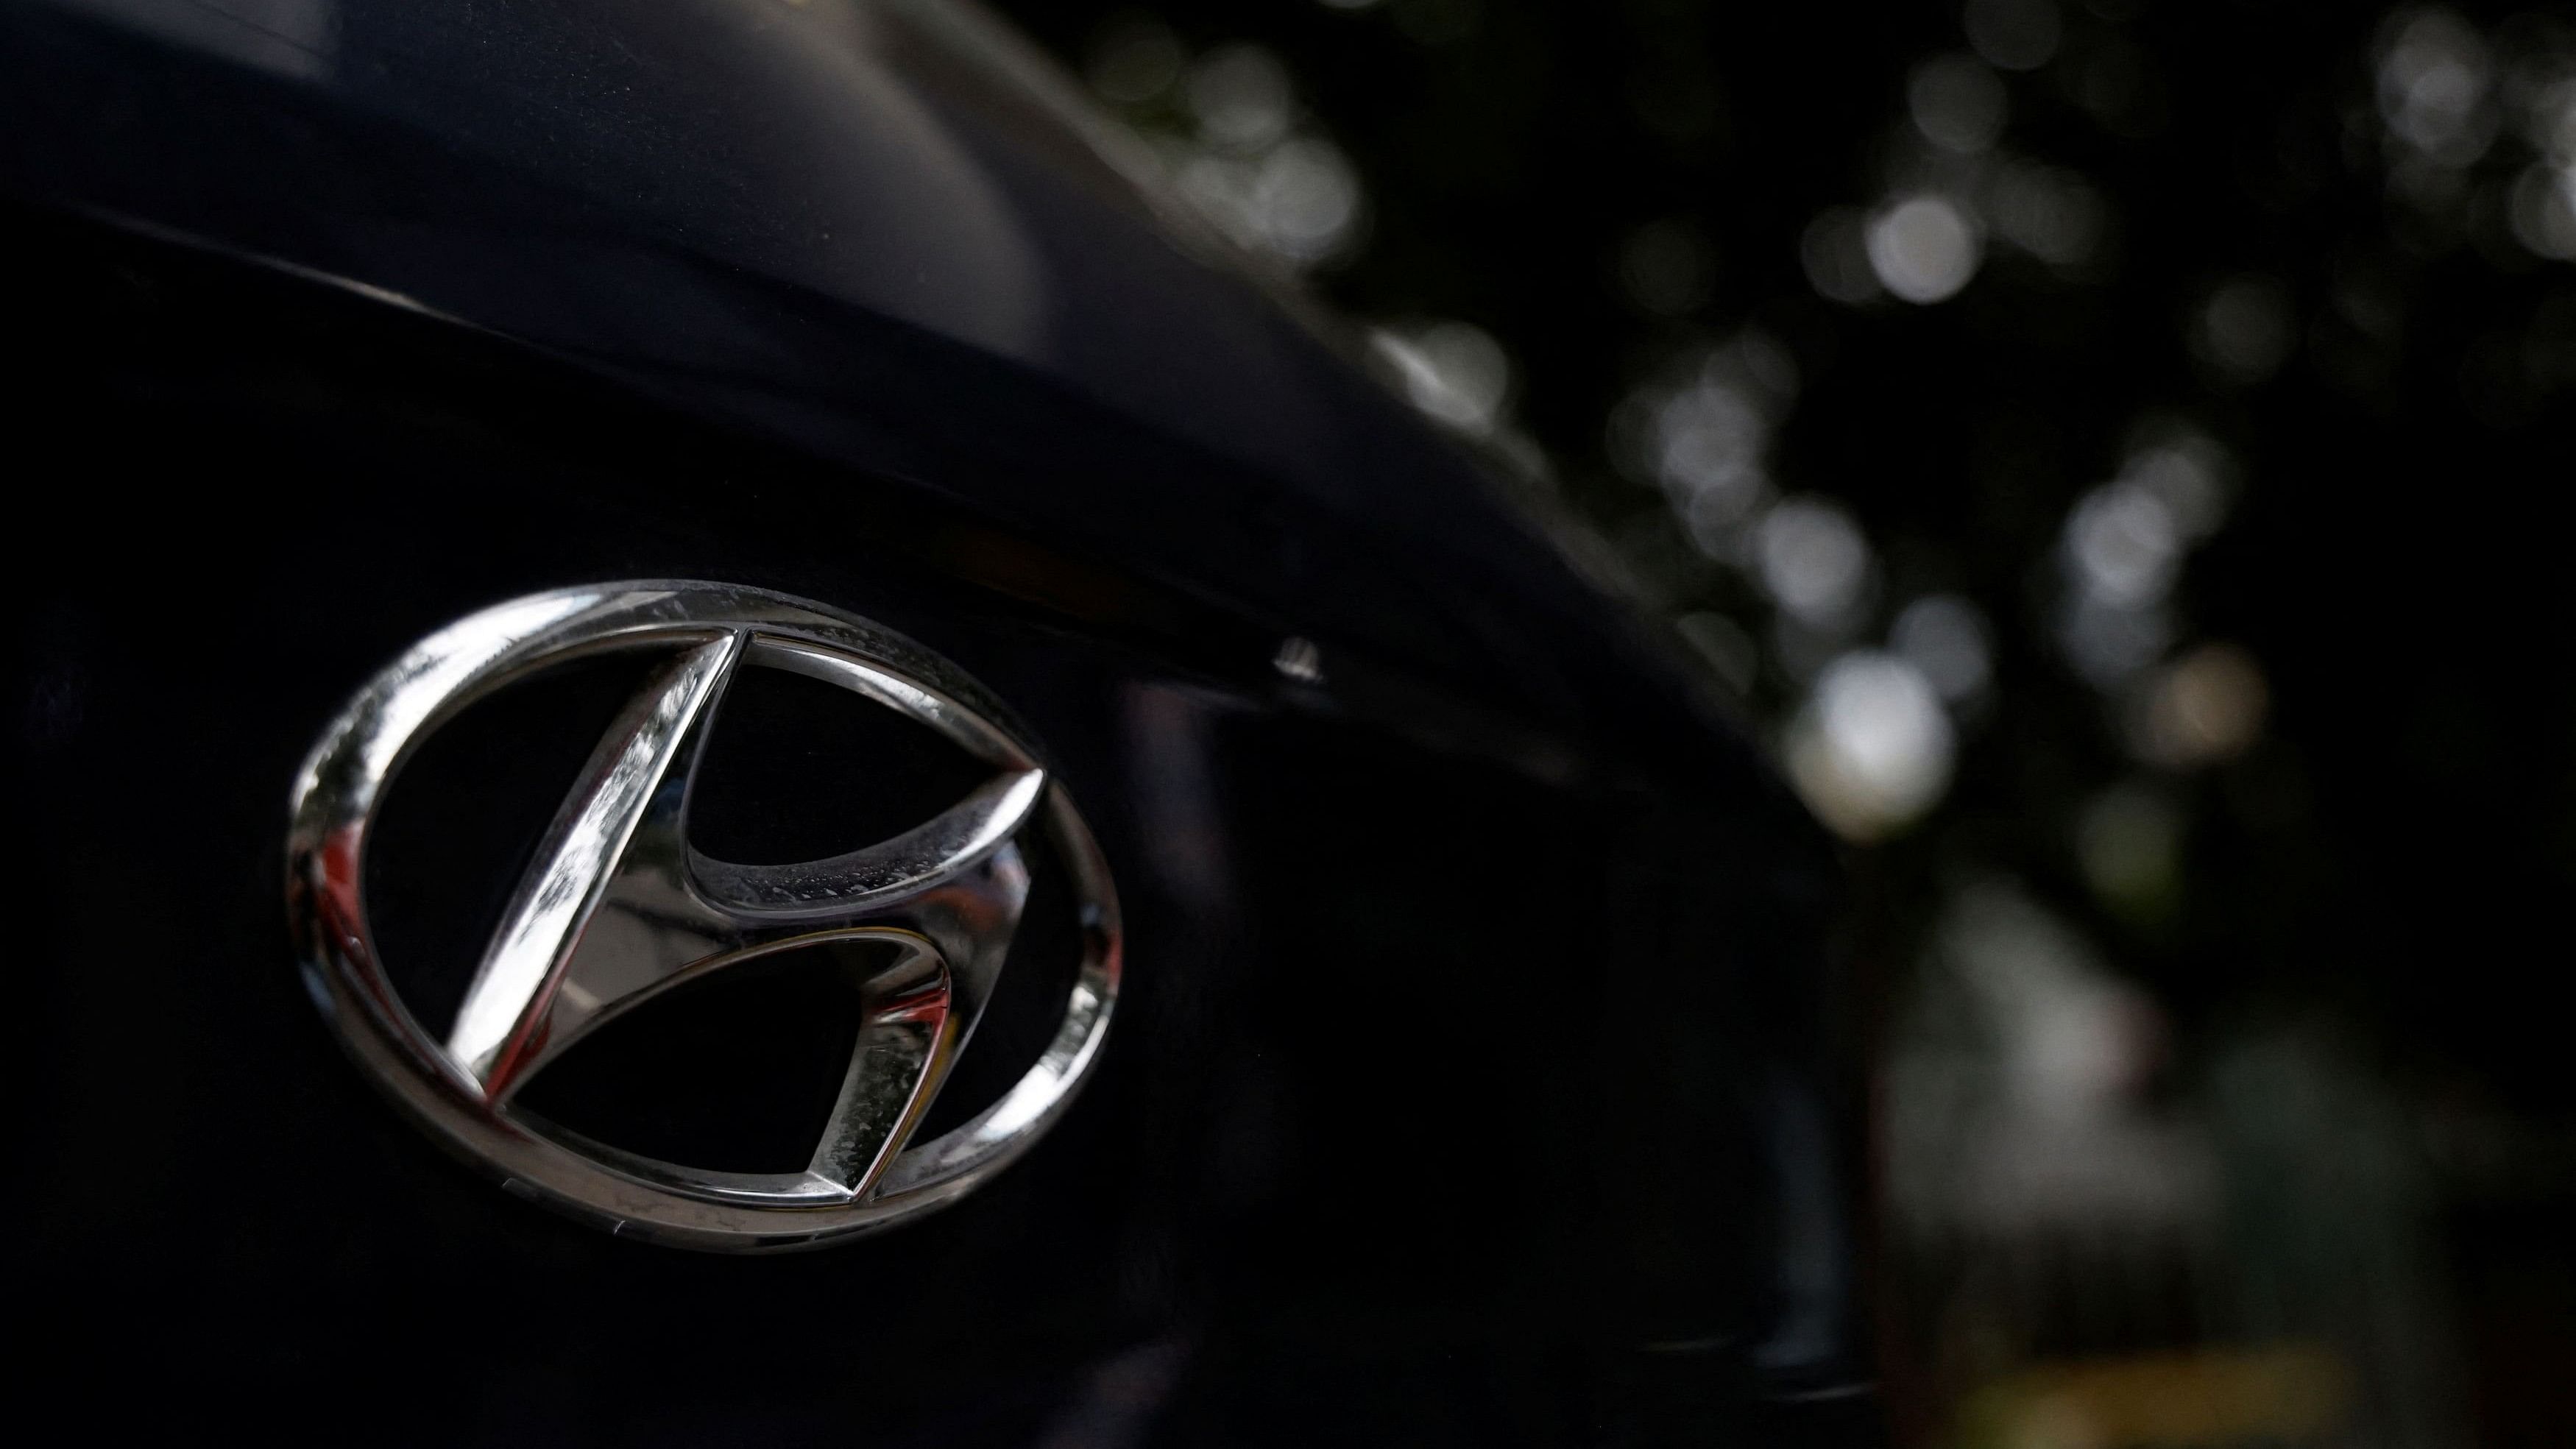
[286, 583, 1119, 1250]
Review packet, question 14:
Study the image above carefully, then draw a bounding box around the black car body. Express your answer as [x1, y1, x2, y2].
[2, 1, 1875, 1441]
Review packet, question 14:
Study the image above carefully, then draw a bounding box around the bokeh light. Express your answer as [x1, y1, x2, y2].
[1908, 52, 2008, 155]
[2190, 277, 2296, 386]
[1891, 593, 1994, 705]
[1086, 17, 1183, 105]
[1024, 0, 2576, 1436]
[1086, 31, 1367, 269]
[1963, 0, 2063, 74]
[1758, 496, 1872, 629]
[2379, 9, 2498, 168]
[1986, 161, 2107, 270]
[1866, 194, 1983, 304]
[2076, 782, 2184, 918]
[1788, 651, 1956, 840]
[1802, 206, 1884, 305]
[2134, 642, 2269, 769]
[1184, 44, 1292, 152]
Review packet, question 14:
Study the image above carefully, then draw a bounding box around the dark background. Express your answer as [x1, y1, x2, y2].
[984, 0, 2576, 1443]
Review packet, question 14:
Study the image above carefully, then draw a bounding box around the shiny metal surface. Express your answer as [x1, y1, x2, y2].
[286, 582, 1122, 1250]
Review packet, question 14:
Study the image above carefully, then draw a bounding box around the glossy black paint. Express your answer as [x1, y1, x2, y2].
[3, 2, 1871, 1442]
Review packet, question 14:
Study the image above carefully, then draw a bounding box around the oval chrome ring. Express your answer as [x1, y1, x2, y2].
[285, 581, 1122, 1251]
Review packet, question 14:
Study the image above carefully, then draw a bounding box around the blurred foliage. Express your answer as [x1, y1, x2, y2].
[991, 0, 2576, 1441]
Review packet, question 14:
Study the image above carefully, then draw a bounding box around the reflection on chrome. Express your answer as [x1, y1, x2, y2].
[286, 583, 1122, 1250]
